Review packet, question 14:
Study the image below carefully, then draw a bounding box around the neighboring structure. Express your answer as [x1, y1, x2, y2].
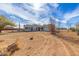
[76, 23, 79, 30]
[1, 25, 18, 33]
[24, 24, 50, 32]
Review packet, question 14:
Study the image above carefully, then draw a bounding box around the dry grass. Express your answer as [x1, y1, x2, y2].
[57, 30, 79, 46]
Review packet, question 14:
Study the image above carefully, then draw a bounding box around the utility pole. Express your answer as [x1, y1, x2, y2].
[18, 21, 20, 32]
[58, 21, 61, 30]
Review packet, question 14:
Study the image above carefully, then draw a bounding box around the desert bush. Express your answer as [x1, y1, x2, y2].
[70, 28, 76, 32]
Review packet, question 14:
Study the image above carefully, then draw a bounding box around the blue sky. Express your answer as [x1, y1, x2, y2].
[0, 3, 79, 28]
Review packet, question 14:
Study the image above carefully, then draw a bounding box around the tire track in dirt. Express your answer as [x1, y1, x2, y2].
[10, 32, 79, 56]
[51, 35, 71, 56]
[21, 32, 49, 56]
[55, 35, 79, 56]
[30, 32, 51, 55]
[37, 33, 56, 55]
[35, 33, 70, 56]
[25, 32, 77, 56]
[24, 32, 56, 56]
[61, 39, 79, 55]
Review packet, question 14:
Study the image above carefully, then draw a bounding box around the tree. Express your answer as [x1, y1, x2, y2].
[0, 16, 16, 32]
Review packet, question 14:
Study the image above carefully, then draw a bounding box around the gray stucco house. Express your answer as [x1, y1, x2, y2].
[24, 24, 49, 32]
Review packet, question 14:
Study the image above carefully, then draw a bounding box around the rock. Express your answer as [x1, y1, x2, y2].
[30, 37, 33, 40]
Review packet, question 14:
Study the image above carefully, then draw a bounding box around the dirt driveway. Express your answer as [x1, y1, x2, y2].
[0, 32, 79, 56]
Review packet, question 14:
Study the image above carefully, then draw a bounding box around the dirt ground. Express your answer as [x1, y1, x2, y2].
[0, 31, 79, 56]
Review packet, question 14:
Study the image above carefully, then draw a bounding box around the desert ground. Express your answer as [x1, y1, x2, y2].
[0, 31, 79, 56]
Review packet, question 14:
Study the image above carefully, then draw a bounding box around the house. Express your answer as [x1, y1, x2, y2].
[1, 25, 18, 33]
[24, 24, 49, 32]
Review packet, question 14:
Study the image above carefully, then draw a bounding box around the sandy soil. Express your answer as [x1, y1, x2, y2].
[0, 32, 79, 56]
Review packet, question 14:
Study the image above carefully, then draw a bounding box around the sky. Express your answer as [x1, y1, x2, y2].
[0, 3, 79, 28]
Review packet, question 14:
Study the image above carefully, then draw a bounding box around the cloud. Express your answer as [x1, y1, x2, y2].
[0, 4, 41, 24]
[32, 3, 44, 10]
[0, 3, 60, 26]
[48, 3, 59, 9]
[62, 6, 79, 23]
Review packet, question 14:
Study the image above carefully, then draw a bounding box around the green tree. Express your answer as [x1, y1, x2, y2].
[0, 16, 16, 32]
